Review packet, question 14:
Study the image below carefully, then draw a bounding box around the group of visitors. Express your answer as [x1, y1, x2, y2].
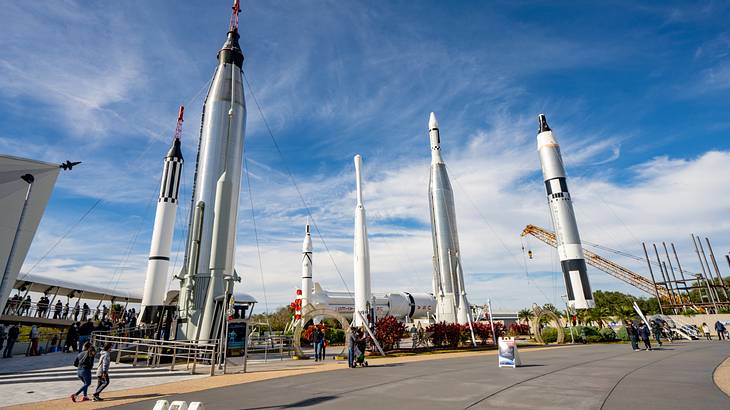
[71, 342, 112, 402]
[3, 295, 32, 316]
[701, 321, 728, 340]
[625, 319, 671, 351]
[347, 327, 368, 368]
[312, 327, 327, 361]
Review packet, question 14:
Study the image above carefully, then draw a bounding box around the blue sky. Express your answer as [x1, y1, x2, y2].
[2, 1, 730, 312]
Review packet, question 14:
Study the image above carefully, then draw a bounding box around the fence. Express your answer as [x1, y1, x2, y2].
[92, 332, 220, 375]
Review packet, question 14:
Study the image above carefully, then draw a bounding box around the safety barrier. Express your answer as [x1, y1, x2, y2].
[92, 332, 220, 375]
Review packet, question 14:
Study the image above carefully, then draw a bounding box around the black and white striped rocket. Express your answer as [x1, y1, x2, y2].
[537, 114, 594, 309]
[301, 223, 313, 310]
[428, 112, 470, 324]
[139, 106, 185, 324]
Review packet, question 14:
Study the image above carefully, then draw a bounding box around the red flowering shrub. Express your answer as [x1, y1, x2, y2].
[427, 322, 448, 346]
[509, 323, 530, 336]
[301, 323, 326, 345]
[374, 315, 406, 351]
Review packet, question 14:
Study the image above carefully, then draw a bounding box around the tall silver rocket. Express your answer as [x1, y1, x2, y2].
[353, 154, 372, 327]
[301, 223, 313, 310]
[427, 112, 470, 324]
[536, 114, 594, 309]
[177, 1, 247, 340]
[139, 106, 185, 325]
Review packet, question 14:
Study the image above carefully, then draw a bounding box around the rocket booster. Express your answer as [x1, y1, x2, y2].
[353, 154, 372, 327]
[536, 114, 594, 309]
[301, 223, 313, 309]
[427, 112, 470, 324]
[178, 4, 247, 340]
[139, 106, 185, 325]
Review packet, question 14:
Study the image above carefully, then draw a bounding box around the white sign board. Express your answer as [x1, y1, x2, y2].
[498, 337, 522, 368]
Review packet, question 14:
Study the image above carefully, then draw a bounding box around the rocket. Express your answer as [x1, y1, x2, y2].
[301, 223, 313, 310]
[536, 114, 594, 309]
[353, 154, 372, 327]
[139, 106, 185, 325]
[177, 1, 247, 340]
[427, 112, 470, 324]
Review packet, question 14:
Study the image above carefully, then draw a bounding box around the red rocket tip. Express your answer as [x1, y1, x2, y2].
[230, 0, 241, 31]
[177, 105, 185, 123]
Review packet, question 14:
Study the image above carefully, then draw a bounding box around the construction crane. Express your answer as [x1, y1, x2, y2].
[521, 224, 670, 299]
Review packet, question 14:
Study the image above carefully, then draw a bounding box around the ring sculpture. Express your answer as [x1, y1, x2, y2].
[531, 305, 565, 345]
[292, 305, 351, 358]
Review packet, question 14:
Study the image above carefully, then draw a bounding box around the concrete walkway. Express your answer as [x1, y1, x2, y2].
[0, 351, 206, 407]
[117, 341, 729, 410]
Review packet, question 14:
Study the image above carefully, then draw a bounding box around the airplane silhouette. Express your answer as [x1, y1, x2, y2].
[60, 160, 81, 170]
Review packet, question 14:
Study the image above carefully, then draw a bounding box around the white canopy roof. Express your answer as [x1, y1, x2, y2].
[0, 155, 61, 309]
[12, 272, 142, 302]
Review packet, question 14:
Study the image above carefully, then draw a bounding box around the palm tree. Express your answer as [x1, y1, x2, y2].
[518, 308, 534, 324]
[518, 308, 535, 335]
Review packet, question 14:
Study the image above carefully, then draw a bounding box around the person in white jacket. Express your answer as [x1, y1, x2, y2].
[93, 343, 113, 401]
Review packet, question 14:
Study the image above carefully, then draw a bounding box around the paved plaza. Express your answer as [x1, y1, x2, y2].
[117, 341, 729, 410]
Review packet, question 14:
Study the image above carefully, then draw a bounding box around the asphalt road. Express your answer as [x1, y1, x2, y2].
[118, 341, 730, 409]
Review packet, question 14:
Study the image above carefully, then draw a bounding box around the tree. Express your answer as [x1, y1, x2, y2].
[249, 305, 294, 332]
[517, 309, 534, 325]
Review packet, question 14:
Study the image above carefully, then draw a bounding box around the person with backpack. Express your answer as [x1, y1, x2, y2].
[71, 343, 96, 402]
[93, 343, 113, 401]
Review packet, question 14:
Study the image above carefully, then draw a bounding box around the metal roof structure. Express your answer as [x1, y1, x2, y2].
[11, 272, 142, 302]
[0, 155, 61, 311]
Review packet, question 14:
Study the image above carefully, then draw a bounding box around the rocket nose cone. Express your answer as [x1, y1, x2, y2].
[429, 112, 439, 130]
[538, 114, 551, 133]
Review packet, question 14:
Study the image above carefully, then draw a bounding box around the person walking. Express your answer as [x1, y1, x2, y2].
[650, 320, 663, 347]
[312, 327, 323, 361]
[71, 343, 96, 402]
[626, 320, 640, 351]
[93, 343, 112, 401]
[3, 324, 20, 358]
[702, 322, 711, 340]
[638, 322, 652, 350]
[715, 321, 726, 341]
[64, 322, 79, 352]
[29, 325, 40, 356]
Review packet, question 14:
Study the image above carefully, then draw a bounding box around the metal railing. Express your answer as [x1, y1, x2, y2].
[244, 334, 294, 362]
[92, 332, 220, 375]
[2, 301, 130, 323]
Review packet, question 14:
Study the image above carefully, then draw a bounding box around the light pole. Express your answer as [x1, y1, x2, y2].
[562, 295, 575, 344]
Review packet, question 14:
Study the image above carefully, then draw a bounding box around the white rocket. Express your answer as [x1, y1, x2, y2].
[139, 106, 185, 325]
[427, 112, 470, 324]
[536, 114, 594, 309]
[353, 154, 372, 327]
[177, 1, 247, 340]
[301, 223, 313, 309]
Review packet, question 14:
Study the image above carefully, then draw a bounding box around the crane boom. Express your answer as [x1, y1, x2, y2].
[521, 224, 670, 299]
